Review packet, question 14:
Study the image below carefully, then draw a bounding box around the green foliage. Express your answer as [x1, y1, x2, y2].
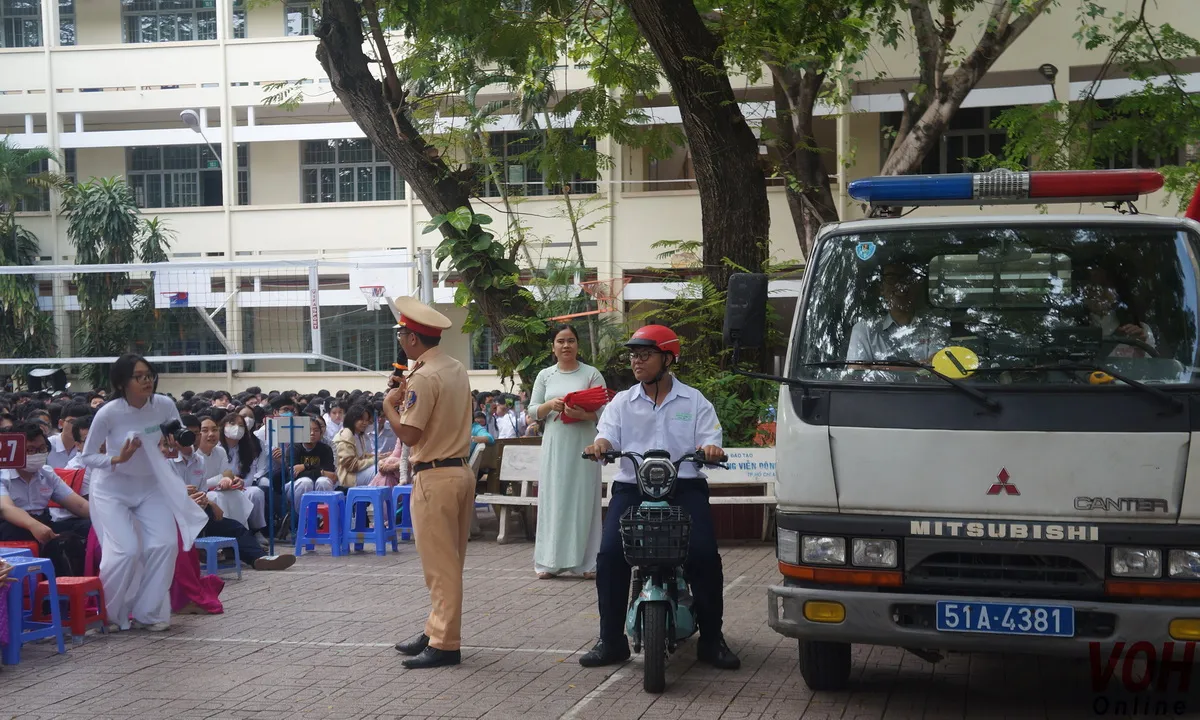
[0, 140, 65, 376]
[994, 4, 1200, 211]
[63, 177, 174, 387]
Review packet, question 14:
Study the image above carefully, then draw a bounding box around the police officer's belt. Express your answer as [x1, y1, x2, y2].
[412, 457, 468, 473]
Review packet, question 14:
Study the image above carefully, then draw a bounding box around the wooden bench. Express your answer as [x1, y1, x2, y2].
[476, 445, 777, 543]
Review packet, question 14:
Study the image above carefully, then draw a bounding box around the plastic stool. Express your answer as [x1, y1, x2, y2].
[0, 547, 33, 560]
[194, 537, 242, 580]
[345, 487, 397, 555]
[0, 541, 39, 557]
[2, 557, 65, 665]
[32, 576, 107, 643]
[391, 485, 414, 541]
[295, 492, 346, 557]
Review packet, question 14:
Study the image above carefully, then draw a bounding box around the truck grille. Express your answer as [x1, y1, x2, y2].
[907, 552, 1102, 598]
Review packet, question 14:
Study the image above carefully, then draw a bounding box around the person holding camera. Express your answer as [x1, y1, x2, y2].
[80, 354, 208, 632]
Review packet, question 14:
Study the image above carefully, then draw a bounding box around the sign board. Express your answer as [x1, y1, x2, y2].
[154, 268, 213, 309]
[0, 433, 26, 470]
[268, 415, 312, 448]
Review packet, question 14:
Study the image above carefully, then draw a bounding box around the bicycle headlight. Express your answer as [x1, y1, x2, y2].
[637, 457, 676, 500]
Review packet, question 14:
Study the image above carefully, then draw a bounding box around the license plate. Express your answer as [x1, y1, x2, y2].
[935, 601, 1075, 637]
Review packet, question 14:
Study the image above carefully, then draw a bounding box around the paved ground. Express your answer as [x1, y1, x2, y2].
[3, 521, 1197, 719]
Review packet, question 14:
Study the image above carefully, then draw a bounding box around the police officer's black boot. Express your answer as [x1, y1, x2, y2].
[394, 632, 429, 656]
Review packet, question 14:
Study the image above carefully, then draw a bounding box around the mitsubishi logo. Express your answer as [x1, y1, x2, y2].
[987, 468, 1020, 496]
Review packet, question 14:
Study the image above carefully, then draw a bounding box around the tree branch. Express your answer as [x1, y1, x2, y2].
[360, 0, 405, 107]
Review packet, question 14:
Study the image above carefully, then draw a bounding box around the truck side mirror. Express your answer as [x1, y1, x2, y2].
[723, 273, 768, 349]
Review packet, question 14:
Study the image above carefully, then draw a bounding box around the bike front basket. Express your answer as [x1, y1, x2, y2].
[619, 505, 691, 567]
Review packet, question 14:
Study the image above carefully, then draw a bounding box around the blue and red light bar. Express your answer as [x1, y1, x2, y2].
[847, 169, 1163, 206]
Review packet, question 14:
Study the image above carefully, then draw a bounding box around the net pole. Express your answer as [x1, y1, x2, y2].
[308, 264, 322, 363]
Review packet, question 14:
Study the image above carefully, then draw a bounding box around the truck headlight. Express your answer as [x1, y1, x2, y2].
[852, 538, 898, 568]
[777, 528, 800, 565]
[802, 536, 845, 565]
[1112, 547, 1161, 578]
[1169, 549, 1200, 579]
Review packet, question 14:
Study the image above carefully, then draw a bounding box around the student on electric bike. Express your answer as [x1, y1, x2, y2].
[581, 324, 740, 670]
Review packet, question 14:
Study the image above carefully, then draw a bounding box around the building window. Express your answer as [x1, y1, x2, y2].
[284, 0, 315, 36]
[121, 0, 245, 43]
[58, 0, 74, 45]
[881, 106, 1014, 175]
[478, 131, 597, 197]
[1092, 99, 1185, 170]
[470, 327, 499, 371]
[317, 306, 395, 372]
[19, 149, 75, 212]
[301, 139, 404, 203]
[126, 144, 249, 209]
[2, 0, 41, 47]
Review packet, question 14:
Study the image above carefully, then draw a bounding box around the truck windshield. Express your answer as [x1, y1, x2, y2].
[793, 224, 1200, 385]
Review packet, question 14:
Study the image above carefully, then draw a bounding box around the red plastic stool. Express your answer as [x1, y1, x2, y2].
[32, 576, 107, 642]
[0, 541, 40, 557]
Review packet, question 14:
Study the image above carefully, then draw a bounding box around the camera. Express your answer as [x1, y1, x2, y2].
[160, 419, 195, 448]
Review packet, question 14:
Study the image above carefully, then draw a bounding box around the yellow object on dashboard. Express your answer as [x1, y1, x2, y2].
[931, 346, 980, 379]
[1089, 371, 1115, 385]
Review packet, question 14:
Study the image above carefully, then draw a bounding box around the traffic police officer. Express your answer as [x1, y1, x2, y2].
[385, 296, 475, 669]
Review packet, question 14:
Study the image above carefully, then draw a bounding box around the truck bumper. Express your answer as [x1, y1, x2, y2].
[768, 584, 1200, 655]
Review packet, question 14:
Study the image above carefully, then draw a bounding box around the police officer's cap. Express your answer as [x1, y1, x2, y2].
[393, 296, 453, 337]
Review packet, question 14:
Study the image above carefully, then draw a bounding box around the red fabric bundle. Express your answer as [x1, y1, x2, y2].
[560, 386, 617, 424]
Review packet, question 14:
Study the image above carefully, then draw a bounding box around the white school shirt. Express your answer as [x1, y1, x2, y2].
[80, 395, 182, 478]
[47, 433, 79, 469]
[198, 445, 231, 490]
[594, 377, 723, 485]
[494, 412, 521, 440]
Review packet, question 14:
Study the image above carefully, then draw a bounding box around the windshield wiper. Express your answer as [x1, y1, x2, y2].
[805, 360, 1001, 411]
[980, 361, 1184, 414]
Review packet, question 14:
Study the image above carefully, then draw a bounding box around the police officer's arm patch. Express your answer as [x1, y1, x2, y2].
[406, 390, 417, 410]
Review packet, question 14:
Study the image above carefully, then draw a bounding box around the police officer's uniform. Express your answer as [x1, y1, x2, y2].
[389, 297, 475, 668]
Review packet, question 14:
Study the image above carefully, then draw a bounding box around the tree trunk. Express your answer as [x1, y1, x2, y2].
[316, 0, 537, 381]
[623, 0, 770, 289]
[881, 0, 1054, 176]
[771, 69, 838, 258]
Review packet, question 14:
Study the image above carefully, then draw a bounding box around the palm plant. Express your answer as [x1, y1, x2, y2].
[0, 139, 63, 371]
[62, 177, 150, 387]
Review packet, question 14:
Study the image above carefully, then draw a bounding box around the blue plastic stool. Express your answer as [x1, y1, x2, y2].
[0, 547, 33, 560]
[391, 485, 414, 542]
[295, 491, 346, 557]
[2, 557, 66, 665]
[345, 486, 397, 555]
[194, 537, 242, 580]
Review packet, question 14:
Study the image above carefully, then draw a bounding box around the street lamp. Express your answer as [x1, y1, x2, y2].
[1038, 63, 1059, 101]
[180, 109, 222, 168]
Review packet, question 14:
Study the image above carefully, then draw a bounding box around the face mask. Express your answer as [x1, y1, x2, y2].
[243, 416, 255, 430]
[224, 425, 245, 441]
[281, 411, 294, 417]
[24, 452, 48, 472]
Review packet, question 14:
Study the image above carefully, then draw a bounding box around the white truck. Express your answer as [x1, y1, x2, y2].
[723, 168, 1200, 691]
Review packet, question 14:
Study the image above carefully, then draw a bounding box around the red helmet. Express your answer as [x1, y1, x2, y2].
[625, 325, 681, 361]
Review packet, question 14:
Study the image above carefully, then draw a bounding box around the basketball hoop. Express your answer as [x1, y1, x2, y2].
[360, 285, 386, 312]
[548, 277, 630, 321]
